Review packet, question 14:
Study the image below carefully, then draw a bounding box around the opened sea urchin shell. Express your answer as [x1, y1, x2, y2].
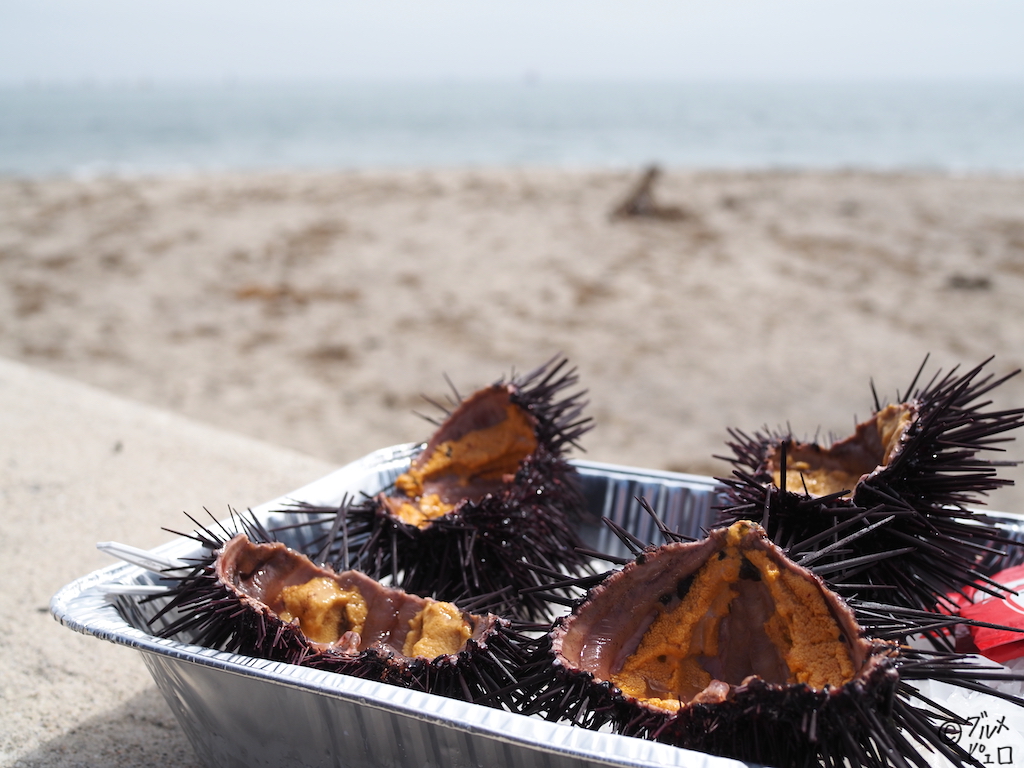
[717, 358, 1024, 612]
[284, 356, 594, 620]
[152, 517, 528, 707]
[519, 516, 1024, 768]
[526, 521, 899, 766]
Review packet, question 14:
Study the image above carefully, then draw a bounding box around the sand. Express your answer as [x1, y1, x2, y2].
[3, 167, 1023, 510]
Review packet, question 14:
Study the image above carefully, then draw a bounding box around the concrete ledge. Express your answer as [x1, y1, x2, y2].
[0, 357, 334, 767]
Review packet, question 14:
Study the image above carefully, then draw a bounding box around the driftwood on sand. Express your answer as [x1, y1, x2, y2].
[610, 164, 687, 220]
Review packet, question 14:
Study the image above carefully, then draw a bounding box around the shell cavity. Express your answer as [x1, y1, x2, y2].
[554, 522, 875, 712]
[216, 535, 478, 658]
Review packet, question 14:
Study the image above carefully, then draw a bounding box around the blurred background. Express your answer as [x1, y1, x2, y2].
[4, 1, 1024, 175]
[2, 0, 1024, 497]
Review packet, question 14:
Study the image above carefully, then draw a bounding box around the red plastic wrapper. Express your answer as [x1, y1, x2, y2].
[953, 564, 1024, 663]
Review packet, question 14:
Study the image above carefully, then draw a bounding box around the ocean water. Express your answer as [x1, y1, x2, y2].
[1, 81, 1023, 176]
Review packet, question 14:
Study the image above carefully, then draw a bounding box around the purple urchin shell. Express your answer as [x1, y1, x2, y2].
[283, 356, 595, 620]
[717, 357, 1024, 613]
[517, 515, 1024, 768]
[150, 516, 529, 708]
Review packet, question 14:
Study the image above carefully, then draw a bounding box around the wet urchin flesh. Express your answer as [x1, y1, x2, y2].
[281, 356, 595, 621]
[516, 510, 1024, 768]
[148, 512, 531, 708]
[716, 357, 1024, 614]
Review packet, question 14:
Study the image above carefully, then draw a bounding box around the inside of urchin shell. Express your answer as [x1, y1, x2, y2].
[217, 535, 475, 658]
[766, 403, 915, 497]
[556, 521, 871, 712]
[384, 386, 539, 527]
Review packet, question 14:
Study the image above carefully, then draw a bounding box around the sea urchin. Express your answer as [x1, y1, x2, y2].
[149, 513, 529, 707]
[282, 356, 595, 620]
[517, 509, 1024, 768]
[717, 357, 1024, 612]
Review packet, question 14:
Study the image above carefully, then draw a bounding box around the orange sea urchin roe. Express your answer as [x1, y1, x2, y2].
[772, 403, 914, 497]
[749, 548, 856, 689]
[392, 402, 538, 527]
[391, 493, 453, 528]
[611, 523, 855, 711]
[402, 601, 473, 658]
[278, 577, 368, 645]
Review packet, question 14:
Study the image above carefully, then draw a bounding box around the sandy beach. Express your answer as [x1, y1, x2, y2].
[3, 167, 1023, 510]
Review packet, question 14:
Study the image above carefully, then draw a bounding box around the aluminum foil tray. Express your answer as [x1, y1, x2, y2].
[57, 443, 1024, 768]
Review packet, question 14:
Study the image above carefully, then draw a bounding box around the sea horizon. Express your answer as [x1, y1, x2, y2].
[2, 79, 1023, 178]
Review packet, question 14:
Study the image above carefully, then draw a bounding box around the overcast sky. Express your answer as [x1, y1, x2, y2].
[2, 0, 1023, 84]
